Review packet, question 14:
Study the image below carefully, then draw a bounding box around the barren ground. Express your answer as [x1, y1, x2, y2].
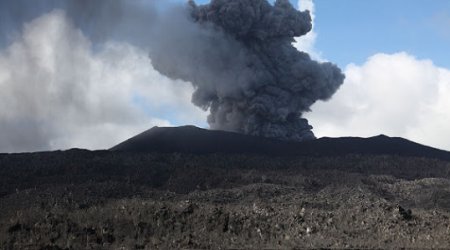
[1, 150, 450, 249]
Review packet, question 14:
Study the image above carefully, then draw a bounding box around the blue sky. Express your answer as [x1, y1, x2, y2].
[313, 0, 450, 69]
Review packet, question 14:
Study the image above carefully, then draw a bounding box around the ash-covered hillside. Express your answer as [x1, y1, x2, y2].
[2, 126, 450, 249]
[111, 125, 450, 160]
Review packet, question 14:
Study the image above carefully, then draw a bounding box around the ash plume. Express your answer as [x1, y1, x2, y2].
[0, 0, 345, 153]
[149, 0, 345, 141]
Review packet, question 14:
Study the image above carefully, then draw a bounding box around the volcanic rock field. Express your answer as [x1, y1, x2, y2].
[1, 126, 450, 249]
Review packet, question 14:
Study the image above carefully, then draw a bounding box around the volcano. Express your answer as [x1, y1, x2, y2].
[111, 125, 450, 160]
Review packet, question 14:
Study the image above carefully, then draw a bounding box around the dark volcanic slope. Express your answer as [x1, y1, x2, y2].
[111, 126, 450, 161]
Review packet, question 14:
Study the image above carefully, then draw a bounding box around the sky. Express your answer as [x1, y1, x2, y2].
[0, 0, 449, 152]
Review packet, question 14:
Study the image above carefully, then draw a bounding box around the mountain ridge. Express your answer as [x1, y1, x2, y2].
[110, 125, 450, 161]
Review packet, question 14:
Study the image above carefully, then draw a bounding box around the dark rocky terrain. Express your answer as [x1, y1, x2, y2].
[2, 126, 450, 249]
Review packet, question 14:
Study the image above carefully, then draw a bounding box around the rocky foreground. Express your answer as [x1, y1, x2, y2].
[1, 150, 450, 249]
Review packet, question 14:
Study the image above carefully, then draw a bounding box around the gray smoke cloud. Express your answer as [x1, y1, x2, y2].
[149, 0, 345, 141]
[0, 0, 345, 153]
[0, 1, 204, 152]
[0, 0, 157, 47]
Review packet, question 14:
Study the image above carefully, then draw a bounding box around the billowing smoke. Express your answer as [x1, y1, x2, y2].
[149, 0, 345, 141]
[0, 0, 345, 152]
[0, 0, 156, 47]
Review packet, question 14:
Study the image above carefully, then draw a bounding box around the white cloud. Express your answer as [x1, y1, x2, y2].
[294, 0, 322, 61]
[291, 0, 450, 151]
[306, 52, 450, 150]
[0, 10, 206, 152]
